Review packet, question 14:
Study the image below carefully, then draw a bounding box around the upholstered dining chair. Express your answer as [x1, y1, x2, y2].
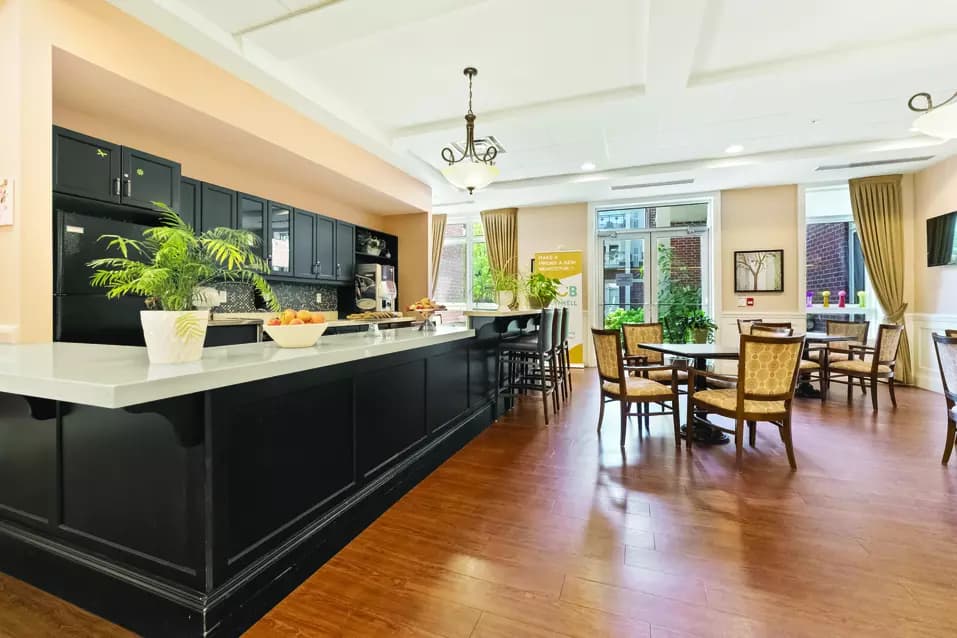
[808, 320, 870, 364]
[592, 328, 683, 448]
[826, 324, 904, 411]
[686, 334, 805, 468]
[622, 322, 688, 389]
[751, 324, 825, 402]
[933, 333, 957, 464]
[737, 318, 764, 334]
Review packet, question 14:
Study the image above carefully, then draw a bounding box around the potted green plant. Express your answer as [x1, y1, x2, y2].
[603, 307, 645, 331]
[490, 267, 520, 311]
[525, 272, 562, 308]
[683, 309, 718, 344]
[88, 202, 279, 364]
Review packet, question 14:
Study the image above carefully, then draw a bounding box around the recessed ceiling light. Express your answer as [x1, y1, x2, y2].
[724, 144, 743, 154]
[581, 162, 596, 171]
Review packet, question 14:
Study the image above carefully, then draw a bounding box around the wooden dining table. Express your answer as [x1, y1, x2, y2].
[638, 332, 848, 444]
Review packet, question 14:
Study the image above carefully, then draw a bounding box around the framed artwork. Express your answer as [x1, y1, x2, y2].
[0, 178, 11, 226]
[734, 249, 783, 293]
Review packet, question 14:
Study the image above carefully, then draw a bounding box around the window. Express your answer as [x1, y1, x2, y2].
[804, 185, 874, 330]
[434, 217, 497, 310]
[597, 203, 707, 231]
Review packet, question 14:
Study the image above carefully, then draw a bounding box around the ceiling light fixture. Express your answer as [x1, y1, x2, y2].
[581, 162, 596, 171]
[441, 67, 499, 195]
[908, 91, 957, 139]
[724, 144, 743, 154]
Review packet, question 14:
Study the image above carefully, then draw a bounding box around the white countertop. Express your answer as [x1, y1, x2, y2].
[213, 312, 414, 328]
[0, 326, 473, 409]
[464, 310, 541, 317]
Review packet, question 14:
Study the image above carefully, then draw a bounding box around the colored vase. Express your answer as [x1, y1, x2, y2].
[822, 291, 831, 308]
[857, 291, 866, 307]
[806, 291, 814, 308]
[838, 291, 847, 308]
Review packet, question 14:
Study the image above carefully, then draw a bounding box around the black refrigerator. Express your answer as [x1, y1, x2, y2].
[54, 210, 155, 346]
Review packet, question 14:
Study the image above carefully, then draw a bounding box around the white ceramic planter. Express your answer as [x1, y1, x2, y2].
[140, 310, 209, 364]
[497, 291, 511, 312]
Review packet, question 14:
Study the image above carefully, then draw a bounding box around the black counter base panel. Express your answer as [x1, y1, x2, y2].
[0, 337, 497, 637]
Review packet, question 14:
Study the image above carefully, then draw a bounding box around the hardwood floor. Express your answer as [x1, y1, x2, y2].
[2, 370, 955, 637]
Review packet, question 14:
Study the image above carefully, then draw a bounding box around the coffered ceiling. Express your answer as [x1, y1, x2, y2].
[109, 0, 957, 213]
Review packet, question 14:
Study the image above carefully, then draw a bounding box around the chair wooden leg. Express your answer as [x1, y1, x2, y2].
[747, 420, 757, 447]
[619, 400, 628, 448]
[847, 375, 853, 404]
[565, 346, 573, 394]
[782, 415, 797, 470]
[888, 376, 898, 408]
[550, 356, 560, 414]
[943, 417, 956, 465]
[870, 375, 879, 411]
[685, 396, 694, 452]
[734, 417, 744, 466]
[597, 396, 605, 432]
[672, 399, 681, 448]
[859, 377, 867, 395]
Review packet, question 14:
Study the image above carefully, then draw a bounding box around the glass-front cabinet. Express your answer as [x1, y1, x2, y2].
[267, 202, 293, 275]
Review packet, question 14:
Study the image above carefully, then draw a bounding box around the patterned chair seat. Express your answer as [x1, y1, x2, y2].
[798, 359, 820, 371]
[646, 368, 689, 382]
[829, 359, 892, 375]
[692, 389, 786, 415]
[808, 349, 850, 362]
[602, 378, 674, 400]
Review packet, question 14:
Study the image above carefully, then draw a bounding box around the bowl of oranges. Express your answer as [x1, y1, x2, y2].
[263, 309, 328, 348]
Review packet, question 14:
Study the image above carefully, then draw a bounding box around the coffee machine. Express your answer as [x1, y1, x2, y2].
[355, 264, 397, 312]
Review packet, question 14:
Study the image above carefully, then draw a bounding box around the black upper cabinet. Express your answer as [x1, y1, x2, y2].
[315, 215, 335, 280]
[292, 210, 318, 279]
[179, 178, 201, 230]
[53, 127, 121, 203]
[200, 183, 237, 233]
[238, 193, 267, 257]
[53, 127, 180, 212]
[121, 147, 181, 211]
[335, 221, 356, 282]
[267, 202, 293, 276]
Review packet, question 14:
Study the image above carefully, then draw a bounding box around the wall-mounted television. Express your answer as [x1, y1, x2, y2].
[927, 211, 957, 267]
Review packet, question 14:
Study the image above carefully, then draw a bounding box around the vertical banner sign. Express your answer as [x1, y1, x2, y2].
[535, 250, 584, 366]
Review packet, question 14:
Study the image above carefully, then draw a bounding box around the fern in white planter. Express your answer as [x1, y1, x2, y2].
[88, 202, 279, 363]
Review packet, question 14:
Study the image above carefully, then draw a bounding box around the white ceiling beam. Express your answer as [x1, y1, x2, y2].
[642, 0, 710, 95]
[390, 84, 645, 141]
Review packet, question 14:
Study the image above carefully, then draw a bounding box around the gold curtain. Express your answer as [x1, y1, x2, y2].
[480, 207, 518, 276]
[430, 213, 447, 296]
[849, 175, 911, 383]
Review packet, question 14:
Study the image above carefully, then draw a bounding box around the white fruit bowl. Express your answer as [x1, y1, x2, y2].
[263, 323, 328, 348]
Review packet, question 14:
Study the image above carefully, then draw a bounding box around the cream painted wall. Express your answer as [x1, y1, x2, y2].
[516, 203, 590, 304]
[0, 0, 430, 343]
[381, 212, 430, 311]
[720, 185, 800, 313]
[913, 156, 957, 315]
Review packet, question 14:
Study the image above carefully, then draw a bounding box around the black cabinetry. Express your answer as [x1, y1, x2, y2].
[335, 221, 355, 282]
[179, 178, 200, 229]
[267, 202, 293, 276]
[200, 183, 237, 233]
[53, 126, 180, 211]
[292, 209, 318, 279]
[238, 193, 267, 257]
[315, 214, 335, 280]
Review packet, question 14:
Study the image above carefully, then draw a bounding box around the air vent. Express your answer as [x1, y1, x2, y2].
[452, 135, 506, 156]
[610, 178, 695, 191]
[815, 156, 934, 171]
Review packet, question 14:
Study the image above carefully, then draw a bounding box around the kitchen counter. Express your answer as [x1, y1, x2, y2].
[465, 309, 540, 335]
[213, 312, 414, 329]
[0, 326, 472, 409]
[463, 309, 540, 317]
[0, 324, 496, 636]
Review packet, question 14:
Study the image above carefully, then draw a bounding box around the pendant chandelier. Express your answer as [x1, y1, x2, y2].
[908, 91, 957, 139]
[441, 67, 499, 195]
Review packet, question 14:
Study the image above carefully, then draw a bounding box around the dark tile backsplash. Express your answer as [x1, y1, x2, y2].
[211, 281, 338, 313]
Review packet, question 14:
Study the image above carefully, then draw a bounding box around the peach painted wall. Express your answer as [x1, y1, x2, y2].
[381, 213, 430, 311]
[914, 156, 957, 315]
[720, 185, 800, 313]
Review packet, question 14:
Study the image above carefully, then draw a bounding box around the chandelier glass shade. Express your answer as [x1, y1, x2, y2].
[908, 91, 957, 139]
[441, 67, 498, 194]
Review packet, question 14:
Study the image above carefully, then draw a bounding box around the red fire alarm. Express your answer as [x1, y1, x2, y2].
[746, 297, 755, 307]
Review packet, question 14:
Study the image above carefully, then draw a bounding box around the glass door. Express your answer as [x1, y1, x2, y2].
[600, 235, 648, 325]
[599, 229, 709, 340]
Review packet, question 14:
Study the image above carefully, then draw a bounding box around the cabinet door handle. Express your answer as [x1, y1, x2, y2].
[336, 263, 341, 276]
[123, 178, 131, 197]
[112, 177, 121, 196]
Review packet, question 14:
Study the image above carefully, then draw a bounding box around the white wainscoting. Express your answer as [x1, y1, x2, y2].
[716, 311, 810, 349]
[905, 313, 957, 393]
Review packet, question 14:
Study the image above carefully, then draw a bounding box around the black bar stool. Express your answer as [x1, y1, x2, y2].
[496, 309, 558, 424]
